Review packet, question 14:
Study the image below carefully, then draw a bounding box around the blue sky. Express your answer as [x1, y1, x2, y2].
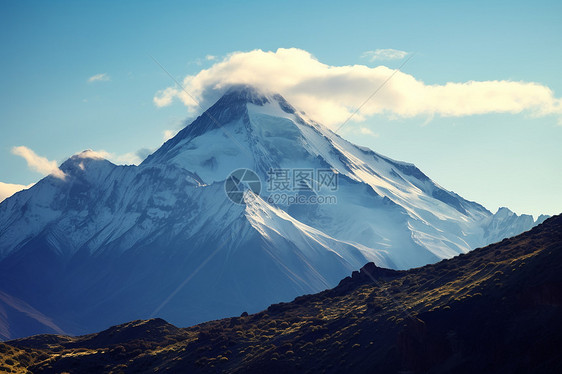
[1, 0, 561, 217]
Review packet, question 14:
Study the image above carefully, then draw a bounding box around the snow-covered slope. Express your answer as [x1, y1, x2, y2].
[0, 85, 545, 339]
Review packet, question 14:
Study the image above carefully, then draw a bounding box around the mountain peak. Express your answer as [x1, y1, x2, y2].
[221, 84, 270, 104]
[143, 85, 299, 167]
[496, 207, 514, 215]
[215, 84, 296, 114]
[59, 150, 114, 175]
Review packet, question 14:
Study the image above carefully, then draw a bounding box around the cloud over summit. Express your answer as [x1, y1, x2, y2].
[154, 48, 562, 128]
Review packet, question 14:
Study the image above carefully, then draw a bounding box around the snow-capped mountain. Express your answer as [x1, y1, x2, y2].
[0, 85, 545, 340]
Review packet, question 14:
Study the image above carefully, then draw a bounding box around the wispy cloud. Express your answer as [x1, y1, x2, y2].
[163, 129, 180, 141]
[154, 87, 177, 107]
[110, 152, 141, 165]
[153, 48, 562, 127]
[11, 146, 66, 179]
[87, 73, 110, 83]
[135, 148, 153, 162]
[362, 49, 409, 61]
[0, 182, 34, 203]
[75, 149, 111, 160]
[76, 149, 143, 165]
[185, 55, 220, 67]
[359, 127, 379, 137]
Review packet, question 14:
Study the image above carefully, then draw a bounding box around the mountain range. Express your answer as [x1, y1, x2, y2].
[0, 85, 547, 340]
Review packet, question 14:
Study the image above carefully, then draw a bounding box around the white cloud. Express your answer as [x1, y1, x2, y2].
[154, 87, 178, 107]
[153, 48, 562, 128]
[112, 152, 142, 165]
[362, 49, 409, 61]
[359, 127, 379, 137]
[0, 182, 34, 203]
[188, 55, 218, 67]
[75, 149, 111, 159]
[11, 146, 66, 179]
[163, 129, 180, 141]
[87, 73, 110, 83]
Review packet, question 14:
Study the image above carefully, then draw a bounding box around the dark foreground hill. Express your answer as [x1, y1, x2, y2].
[4, 214, 562, 374]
